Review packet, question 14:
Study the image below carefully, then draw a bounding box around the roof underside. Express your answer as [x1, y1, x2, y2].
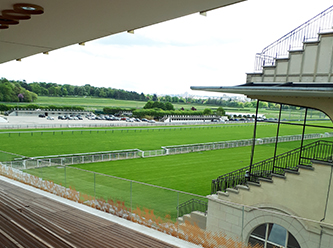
[191, 82, 333, 98]
[0, 0, 244, 64]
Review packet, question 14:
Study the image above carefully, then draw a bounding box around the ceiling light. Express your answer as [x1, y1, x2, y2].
[0, 16, 19, 25]
[16, 58, 21, 62]
[0, 24, 9, 29]
[13, 3, 44, 15]
[43, 52, 49, 55]
[127, 30, 134, 34]
[79, 42, 85, 46]
[2, 9, 30, 20]
[200, 11, 207, 16]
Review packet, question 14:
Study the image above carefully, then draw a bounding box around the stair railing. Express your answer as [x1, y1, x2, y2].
[211, 140, 333, 194]
[254, 5, 333, 72]
[177, 198, 208, 218]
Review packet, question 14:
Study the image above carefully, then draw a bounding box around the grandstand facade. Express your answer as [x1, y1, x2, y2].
[192, 4, 333, 248]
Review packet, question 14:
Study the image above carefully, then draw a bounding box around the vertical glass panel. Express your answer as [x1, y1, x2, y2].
[287, 232, 301, 248]
[267, 223, 287, 247]
[66, 167, 95, 202]
[267, 243, 281, 248]
[131, 181, 178, 222]
[95, 173, 131, 213]
[251, 223, 267, 239]
[177, 192, 208, 227]
[248, 237, 264, 247]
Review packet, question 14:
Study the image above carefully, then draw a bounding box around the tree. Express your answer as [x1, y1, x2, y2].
[216, 107, 225, 116]
[165, 102, 175, 110]
[152, 94, 158, 101]
[203, 108, 212, 115]
[143, 101, 154, 109]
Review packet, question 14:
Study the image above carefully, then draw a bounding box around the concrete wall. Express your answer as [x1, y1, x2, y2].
[248, 31, 333, 83]
[206, 161, 333, 247]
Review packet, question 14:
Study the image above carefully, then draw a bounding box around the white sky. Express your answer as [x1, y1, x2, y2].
[1, 0, 332, 97]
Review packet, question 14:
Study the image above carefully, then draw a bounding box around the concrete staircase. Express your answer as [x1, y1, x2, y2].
[247, 30, 333, 83]
[177, 211, 207, 230]
[217, 164, 315, 203]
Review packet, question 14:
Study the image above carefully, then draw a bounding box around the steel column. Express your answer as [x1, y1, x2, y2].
[249, 100, 260, 174]
[299, 108, 308, 165]
[272, 104, 283, 173]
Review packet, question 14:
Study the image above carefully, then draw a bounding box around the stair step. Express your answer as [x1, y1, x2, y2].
[271, 173, 286, 179]
[226, 188, 239, 194]
[284, 169, 300, 175]
[236, 185, 249, 191]
[258, 177, 273, 183]
[298, 165, 314, 170]
[217, 191, 229, 197]
[247, 181, 261, 187]
[177, 217, 184, 222]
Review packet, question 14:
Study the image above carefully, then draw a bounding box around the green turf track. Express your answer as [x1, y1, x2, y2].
[4, 121, 333, 219]
[1, 121, 332, 157]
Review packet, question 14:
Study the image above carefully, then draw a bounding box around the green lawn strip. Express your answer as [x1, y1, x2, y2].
[22, 138, 333, 219]
[1, 123, 330, 157]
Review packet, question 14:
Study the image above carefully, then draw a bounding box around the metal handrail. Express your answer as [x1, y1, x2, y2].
[177, 198, 208, 218]
[211, 140, 333, 194]
[254, 5, 333, 71]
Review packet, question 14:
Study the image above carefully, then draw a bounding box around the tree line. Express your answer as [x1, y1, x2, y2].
[0, 78, 37, 102]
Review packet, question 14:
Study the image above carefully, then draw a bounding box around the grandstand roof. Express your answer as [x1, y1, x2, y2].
[191, 82, 333, 98]
[0, 0, 244, 64]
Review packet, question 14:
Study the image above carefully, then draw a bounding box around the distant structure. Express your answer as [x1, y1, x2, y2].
[161, 115, 228, 123]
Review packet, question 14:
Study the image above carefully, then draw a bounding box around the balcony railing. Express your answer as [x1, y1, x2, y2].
[254, 5, 333, 72]
[211, 140, 333, 194]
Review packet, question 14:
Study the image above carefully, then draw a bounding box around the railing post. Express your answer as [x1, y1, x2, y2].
[272, 104, 283, 173]
[299, 108, 308, 165]
[249, 100, 260, 175]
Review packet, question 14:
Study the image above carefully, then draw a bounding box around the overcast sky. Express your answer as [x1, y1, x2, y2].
[1, 0, 332, 97]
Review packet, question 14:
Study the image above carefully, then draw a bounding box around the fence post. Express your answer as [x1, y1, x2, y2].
[94, 173, 96, 208]
[64, 166, 66, 188]
[130, 181, 133, 220]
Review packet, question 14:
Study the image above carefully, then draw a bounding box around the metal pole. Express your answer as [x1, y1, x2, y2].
[272, 104, 283, 173]
[249, 100, 260, 174]
[94, 173, 96, 208]
[130, 181, 132, 221]
[64, 166, 66, 188]
[177, 192, 179, 235]
[299, 108, 308, 165]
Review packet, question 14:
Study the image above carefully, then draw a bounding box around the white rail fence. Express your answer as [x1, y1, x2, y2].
[3, 132, 333, 169]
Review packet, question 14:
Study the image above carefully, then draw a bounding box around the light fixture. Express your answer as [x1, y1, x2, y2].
[43, 52, 49, 55]
[2, 9, 30, 20]
[16, 58, 21, 62]
[13, 4, 44, 15]
[0, 24, 9, 29]
[79, 42, 85, 46]
[0, 3, 44, 32]
[0, 16, 19, 25]
[200, 11, 207, 17]
[127, 30, 134, 34]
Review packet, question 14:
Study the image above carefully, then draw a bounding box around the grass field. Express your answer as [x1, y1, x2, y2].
[25, 96, 220, 111]
[2, 120, 333, 219]
[6, 96, 330, 120]
[0, 122, 331, 157]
